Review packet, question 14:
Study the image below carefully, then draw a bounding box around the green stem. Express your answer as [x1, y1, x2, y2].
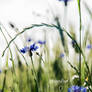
[30, 56, 39, 92]
[1, 23, 28, 66]
[0, 27, 15, 73]
[79, 0, 82, 86]
[2, 70, 7, 92]
[0, 27, 13, 60]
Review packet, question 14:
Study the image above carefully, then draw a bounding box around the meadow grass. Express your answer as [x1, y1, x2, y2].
[0, 0, 92, 92]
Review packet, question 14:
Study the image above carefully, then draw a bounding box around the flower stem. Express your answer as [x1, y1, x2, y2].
[79, 0, 82, 86]
[2, 70, 7, 92]
[30, 56, 39, 92]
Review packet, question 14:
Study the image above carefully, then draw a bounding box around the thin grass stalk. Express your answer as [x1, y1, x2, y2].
[0, 27, 13, 61]
[1, 23, 28, 66]
[30, 56, 39, 92]
[84, 2, 92, 19]
[43, 30, 51, 92]
[2, 70, 7, 92]
[36, 52, 44, 63]
[64, 6, 67, 28]
[67, 61, 79, 75]
[0, 27, 16, 74]
[0, 25, 18, 92]
[78, 0, 82, 86]
[26, 67, 31, 91]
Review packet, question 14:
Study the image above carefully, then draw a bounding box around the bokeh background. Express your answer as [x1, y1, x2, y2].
[0, 0, 92, 92]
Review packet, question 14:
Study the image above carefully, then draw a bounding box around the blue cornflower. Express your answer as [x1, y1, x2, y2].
[29, 43, 39, 56]
[0, 70, 2, 73]
[29, 43, 39, 51]
[58, 0, 71, 6]
[20, 46, 29, 54]
[68, 85, 87, 92]
[26, 38, 32, 42]
[87, 44, 92, 49]
[60, 53, 64, 58]
[71, 40, 76, 47]
[37, 40, 46, 45]
[20, 43, 38, 54]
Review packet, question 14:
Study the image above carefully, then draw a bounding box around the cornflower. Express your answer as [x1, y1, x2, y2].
[60, 53, 64, 58]
[20, 43, 39, 55]
[58, 0, 71, 6]
[68, 85, 87, 92]
[20, 46, 29, 54]
[71, 40, 76, 48]
[26, 38, 32, 42]
[0, 70, 2, 73]
[37, 40, 46, 45]
[86, 44, 92, 49]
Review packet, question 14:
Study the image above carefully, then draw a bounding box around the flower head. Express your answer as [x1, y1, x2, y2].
[37, 40, 46, 45]
[68, 86, 87, 92]
[60, 53, 64, 58]
[0, 70, 2, 73]
[58, 0, 71, 6]
[20, 46, 29, 54]
[29, 43, 39, 51]
[20, 43, 38, 54]
[71, 40, 76, 47]
[26, 38, 32, 42]
[86, 44, 92, 49]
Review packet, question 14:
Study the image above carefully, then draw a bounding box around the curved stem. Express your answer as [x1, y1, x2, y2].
[0, 27, 13, 59]
[1, 23, 28, 66]
[2, 23, 57, 57]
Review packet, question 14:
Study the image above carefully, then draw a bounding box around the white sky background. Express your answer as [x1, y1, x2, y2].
[0, 0, 91, 29]
[0, 0, 92, 68]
